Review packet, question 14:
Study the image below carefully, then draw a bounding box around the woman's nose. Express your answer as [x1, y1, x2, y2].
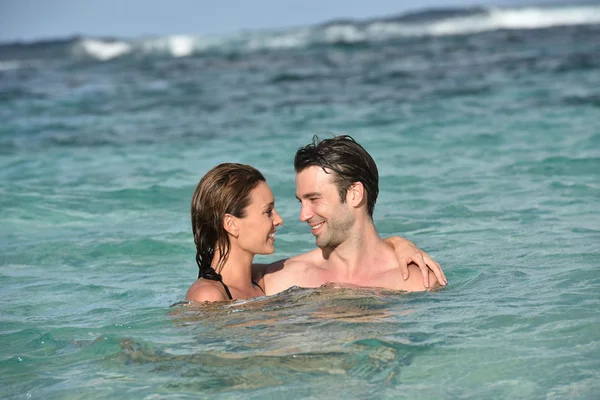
[273, 210, 283, 226]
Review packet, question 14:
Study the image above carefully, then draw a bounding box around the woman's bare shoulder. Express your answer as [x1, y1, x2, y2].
[185, 279, 228, 302]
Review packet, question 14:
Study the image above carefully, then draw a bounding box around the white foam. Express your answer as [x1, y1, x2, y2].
[409, 6, 600, 37]
[322, 24, 366, 43]
[246, 28, 310, 51]
[343, 5, 600, 40]
[136, 34, 225, 56]
[168, 35, 195, 57]
[487, 6, 600, 30]
[64, 5, 600, 60]
[77, 39, 132, 60]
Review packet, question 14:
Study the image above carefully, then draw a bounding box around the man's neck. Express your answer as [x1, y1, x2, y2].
[322, 218, 390, 280]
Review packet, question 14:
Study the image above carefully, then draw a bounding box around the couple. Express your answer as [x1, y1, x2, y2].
[186, 135, 447, 302]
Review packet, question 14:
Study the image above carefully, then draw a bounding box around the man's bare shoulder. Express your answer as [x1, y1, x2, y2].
[265, 248, 324, 274]
[185, 279, 228, 302]
[286, 248, 325, 268]
[263, 249, 325, 295]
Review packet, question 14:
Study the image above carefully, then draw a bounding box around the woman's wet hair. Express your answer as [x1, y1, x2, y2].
[294, 135, 379, 217]
[191, 163, 266, 281]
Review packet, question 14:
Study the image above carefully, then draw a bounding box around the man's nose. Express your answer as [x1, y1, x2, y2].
[299, 202, 312, 222]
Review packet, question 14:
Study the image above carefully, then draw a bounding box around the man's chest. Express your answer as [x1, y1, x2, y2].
[310, 267, 404, 290]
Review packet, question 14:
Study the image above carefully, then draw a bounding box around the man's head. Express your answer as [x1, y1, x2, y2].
[294, 135, 379, 248]
[294, 135, 379, 216]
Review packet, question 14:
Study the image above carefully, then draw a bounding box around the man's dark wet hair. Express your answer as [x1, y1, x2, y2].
[294, 135, 379, 217]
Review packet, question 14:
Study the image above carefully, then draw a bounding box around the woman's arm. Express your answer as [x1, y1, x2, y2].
[383, 236, 447, 289]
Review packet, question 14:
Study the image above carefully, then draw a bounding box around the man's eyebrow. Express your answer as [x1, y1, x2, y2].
[296, 192, 321, 200]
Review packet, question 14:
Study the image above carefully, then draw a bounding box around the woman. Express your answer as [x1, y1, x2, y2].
[186, 163, 283, 302]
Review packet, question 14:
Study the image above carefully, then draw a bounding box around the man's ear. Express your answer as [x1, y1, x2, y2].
[347, 182, 365, 208]
[223, 214, 239, 238]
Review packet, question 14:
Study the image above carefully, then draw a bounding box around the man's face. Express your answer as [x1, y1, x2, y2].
[295, 166, 354, 249]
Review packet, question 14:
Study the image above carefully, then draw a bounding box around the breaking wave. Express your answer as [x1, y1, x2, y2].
[2, 4, 600, 61]
[73, 39, 132, 61]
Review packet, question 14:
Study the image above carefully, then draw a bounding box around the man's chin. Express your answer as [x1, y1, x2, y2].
[315, 237, 329, 249]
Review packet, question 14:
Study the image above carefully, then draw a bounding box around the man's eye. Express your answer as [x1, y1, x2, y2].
[266, 210, 273, 216]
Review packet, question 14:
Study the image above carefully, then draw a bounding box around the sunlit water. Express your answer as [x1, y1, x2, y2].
[1, 4, 599, 399]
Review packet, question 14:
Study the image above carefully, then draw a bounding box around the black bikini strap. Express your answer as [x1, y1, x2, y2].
[252, 280, 265, 295]
[219, 280, 233, 300]
[219, 280, 263, 300]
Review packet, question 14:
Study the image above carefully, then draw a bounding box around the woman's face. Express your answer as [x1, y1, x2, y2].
[235, 181, 283, 255]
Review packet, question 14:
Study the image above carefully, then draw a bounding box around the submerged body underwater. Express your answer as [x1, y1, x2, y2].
[1, 4, 600, 399]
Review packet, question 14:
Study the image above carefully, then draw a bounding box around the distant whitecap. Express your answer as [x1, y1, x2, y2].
[8, 4, 600, 63]
[421, 6, 600, 37]
[168, 35, 195, 57]
[77, 39, 132, 60]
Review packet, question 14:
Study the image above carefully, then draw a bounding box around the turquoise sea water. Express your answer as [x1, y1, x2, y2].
[2, 4, 600, 399]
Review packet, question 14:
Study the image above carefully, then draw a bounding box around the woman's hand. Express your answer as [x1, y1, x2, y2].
[384, 236, 447, 289]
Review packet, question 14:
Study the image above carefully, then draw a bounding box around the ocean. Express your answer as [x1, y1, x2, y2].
[1, 3, 599, 399]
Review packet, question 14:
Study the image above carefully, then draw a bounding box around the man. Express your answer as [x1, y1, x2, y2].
[262, 135, 447, 295]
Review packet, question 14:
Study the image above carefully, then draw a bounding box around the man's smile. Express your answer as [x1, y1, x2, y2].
[309, 221, 325, 234]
